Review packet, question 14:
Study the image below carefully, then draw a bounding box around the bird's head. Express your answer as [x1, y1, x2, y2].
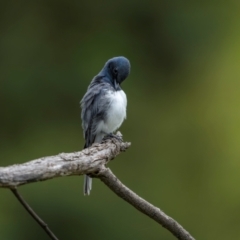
[103, 56, 130, 89]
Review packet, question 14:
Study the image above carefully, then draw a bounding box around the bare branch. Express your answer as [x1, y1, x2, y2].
[0, 133, 195, 240]
[0, 135, 130, 188]
[11, 188, 59, 240]
[97, 168, 195, 240]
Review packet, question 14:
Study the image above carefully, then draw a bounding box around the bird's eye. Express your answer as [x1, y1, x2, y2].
[113, 68, 118, 75]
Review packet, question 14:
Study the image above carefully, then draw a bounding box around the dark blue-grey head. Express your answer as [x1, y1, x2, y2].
[102, 56, 130, 90]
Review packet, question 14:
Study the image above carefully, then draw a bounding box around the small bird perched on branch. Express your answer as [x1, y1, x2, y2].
[80, 56, 131, 195]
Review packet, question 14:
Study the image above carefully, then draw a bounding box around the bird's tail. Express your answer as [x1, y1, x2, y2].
[83, 143, 92, 195]
[84, 175, 92, 196]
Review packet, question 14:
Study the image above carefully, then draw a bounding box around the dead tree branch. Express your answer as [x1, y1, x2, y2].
[0, 133, 195, 240]
[97, 168, 195, 240]
[0, 133, 130, 188]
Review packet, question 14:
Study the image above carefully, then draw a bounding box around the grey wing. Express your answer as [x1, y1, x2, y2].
[80, 84, 111, 148]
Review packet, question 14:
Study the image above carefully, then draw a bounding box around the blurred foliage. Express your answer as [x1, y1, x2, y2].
[1, 0, 240, 239]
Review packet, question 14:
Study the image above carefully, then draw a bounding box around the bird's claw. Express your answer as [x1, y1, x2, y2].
[103, 133, 123, 142]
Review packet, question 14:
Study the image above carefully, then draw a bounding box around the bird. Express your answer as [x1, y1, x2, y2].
[80, 56, 130, 195]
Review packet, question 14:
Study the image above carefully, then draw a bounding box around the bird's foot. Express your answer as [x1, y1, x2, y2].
[103, 133, 123, 142]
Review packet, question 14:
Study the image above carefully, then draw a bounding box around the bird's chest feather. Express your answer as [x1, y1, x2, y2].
[105, 90, 127, 132]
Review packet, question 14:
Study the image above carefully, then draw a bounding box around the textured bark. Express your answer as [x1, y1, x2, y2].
[1, 133, 195, 240]
[0, 135, 130, 188]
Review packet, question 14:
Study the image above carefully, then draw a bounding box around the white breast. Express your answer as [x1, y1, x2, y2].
[100, 90, 127, 134]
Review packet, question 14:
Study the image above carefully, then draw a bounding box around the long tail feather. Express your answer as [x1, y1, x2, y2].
[83, 175, 92, 196]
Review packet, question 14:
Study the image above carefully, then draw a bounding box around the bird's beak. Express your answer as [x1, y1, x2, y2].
[114, 79, 119, 89]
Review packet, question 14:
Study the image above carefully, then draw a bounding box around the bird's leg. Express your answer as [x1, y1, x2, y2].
[103, 132, 123, 142]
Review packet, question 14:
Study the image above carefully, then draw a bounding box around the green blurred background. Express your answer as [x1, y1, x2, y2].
[1, 1, 240, 239]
